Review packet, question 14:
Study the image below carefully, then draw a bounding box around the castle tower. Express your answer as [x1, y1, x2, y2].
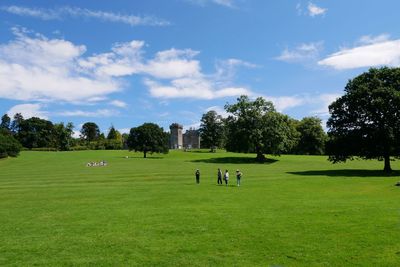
[169, 123, 183, 149]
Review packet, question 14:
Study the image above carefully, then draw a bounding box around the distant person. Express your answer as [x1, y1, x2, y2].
[195, 169, 200, 184]
[236, 169, 242, 186]
[217, 168, 223, 185]
[224, 170, 229, 186]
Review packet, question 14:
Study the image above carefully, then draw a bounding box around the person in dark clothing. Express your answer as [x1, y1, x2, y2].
[195, 169, 200, 184]
[217, 168, 223, 185]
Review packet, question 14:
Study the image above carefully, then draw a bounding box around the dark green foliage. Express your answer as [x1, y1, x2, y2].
[80, 122, 100, 142]
[52, 122, 74, 151]
[0, 130, 21, 158]
[0, 114, 11, 131]
[10, 113, 24, 134]
[225, 95, 297, 161]
[295, 117, 326, 155]
[199, 110, 224, 152]
[327, 67, 400, 173]
[127, 123, 169, 158]
[16, 117, 54, 149]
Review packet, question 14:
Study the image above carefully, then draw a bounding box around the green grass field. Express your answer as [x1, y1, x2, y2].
[0, 150, 399, 266]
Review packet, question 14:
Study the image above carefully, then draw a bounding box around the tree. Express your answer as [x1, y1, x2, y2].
[80, 122, 100, 142]
[0, 114, 11, 131]
[0, 130, 22, 158]
[199, 110, 224, 152]
[10, 113, 24, 134]
[107, 126, 118, 140]
[327, 67, 400, 173]
[295, 117, 327, 155]
[17, 117, 54, 149]
[127, 123, 169, 158]
[225, 95, 297, 162]
[53, 122, 74, 151]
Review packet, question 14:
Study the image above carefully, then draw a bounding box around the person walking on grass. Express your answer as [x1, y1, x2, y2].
[195, 169, 200, 184]
[217, 168, 223, 185]
[224, 169, 229, 186]
[236, 169, 242, 187]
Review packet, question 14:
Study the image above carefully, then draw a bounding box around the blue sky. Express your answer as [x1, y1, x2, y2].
[1, 0, 399, 135]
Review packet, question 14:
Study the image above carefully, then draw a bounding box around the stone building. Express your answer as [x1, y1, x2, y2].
[183, 128, 201, 149]
[169, 123, 183, 149]
[169, 123, 201, 149]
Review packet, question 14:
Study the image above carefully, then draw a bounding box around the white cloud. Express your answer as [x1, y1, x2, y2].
[118, 128, 131, 134]
[57, 109, 119, 118]
[310, 93, 340, 116]
[110, 100, 127, 108]
[144, 78, 251, 99]
[205, 106, 229, 118]
[0, 27, 255, 105]
[307, 2, 327, 17]
[0, 28, 120, 103]
[7, 103, 48, 119]
[318, 35, 400, 70]
[1, 6, 170, 26]
[186, 0, 236, 8]
[358, 34, 390, 45]
[276, 42, 323, 63]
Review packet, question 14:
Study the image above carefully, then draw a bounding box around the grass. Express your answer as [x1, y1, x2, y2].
[0, 150, 399, 266]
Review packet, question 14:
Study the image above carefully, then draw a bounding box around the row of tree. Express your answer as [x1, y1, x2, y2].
[1, 67, 399, 172]
[0, 114, 128, 157]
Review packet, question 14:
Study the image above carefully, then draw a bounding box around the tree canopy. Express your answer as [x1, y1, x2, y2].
[17, 117, 54, 149]
[327, 67, 400, 173]
[224, 95, 297, 162]
[80, 122, 100, 142]
[199, 110, 224, 152]
[0, 129, 21, 158]
[127, 123, 169, 158]
[295, 117, 326, 155]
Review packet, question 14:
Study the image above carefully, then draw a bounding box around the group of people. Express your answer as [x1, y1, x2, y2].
[86, 160, 108, 167]
[195, 168, 242, 186]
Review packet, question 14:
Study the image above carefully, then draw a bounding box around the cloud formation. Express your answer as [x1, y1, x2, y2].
[318, 35, 400, 70]
[276, 42, 323, 63]
[307, 2, 327, 17]
[7, 103, 48, 119]
[0, 5, 170, 26]
[185, 0, 236, 8]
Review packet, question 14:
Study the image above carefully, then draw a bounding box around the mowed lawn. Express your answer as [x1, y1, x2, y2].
[0, 150, 399, 266]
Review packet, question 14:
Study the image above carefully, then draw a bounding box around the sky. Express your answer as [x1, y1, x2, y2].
[1, 0, 399, 136]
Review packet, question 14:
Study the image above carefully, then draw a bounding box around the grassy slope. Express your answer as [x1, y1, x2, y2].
[0, 150, 399, 266]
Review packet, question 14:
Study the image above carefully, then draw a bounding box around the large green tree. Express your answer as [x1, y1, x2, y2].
[80, 122, 100, 142]
[327, 67, 400, 173]
[295, 117, 327, 155]
[225, 95, 297, 162]
[127, 123, 169, 158]
[17, 117, 54, 149]
[53, 122, 74, 151]
[199, 110, 224, 152]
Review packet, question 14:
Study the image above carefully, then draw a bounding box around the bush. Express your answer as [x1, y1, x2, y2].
[0, 132, 22, 158]
[70, 146, 88, 151]
[30, 147, 57, 151]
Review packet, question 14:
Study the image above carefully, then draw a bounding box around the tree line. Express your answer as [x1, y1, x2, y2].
[1, 67, 399, 173]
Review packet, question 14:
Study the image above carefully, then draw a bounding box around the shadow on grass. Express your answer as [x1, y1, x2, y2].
[287, 169, 400, 177]
[122, 156, 164, 159]
[191, 157, 278, 164]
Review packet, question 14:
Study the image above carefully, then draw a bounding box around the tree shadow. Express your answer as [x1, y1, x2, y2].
[121, 156, 164, 159]
[191, 157, 278, 164]
[287, 169, 400, 177]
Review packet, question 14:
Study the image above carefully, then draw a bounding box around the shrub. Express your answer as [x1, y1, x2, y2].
[0, 132, 22, 158]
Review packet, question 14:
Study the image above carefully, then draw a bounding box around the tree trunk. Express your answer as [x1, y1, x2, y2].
[256, 151, 265, 163]
[384, 154, 391, 174]
[143, 150, 147, 158]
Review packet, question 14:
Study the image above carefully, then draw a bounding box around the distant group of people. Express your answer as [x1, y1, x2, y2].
[86, 160, 108, 167]
[195, 168, 242, 186]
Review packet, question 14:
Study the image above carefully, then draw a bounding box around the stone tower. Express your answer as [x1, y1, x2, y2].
[169, 123, 183, 149]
